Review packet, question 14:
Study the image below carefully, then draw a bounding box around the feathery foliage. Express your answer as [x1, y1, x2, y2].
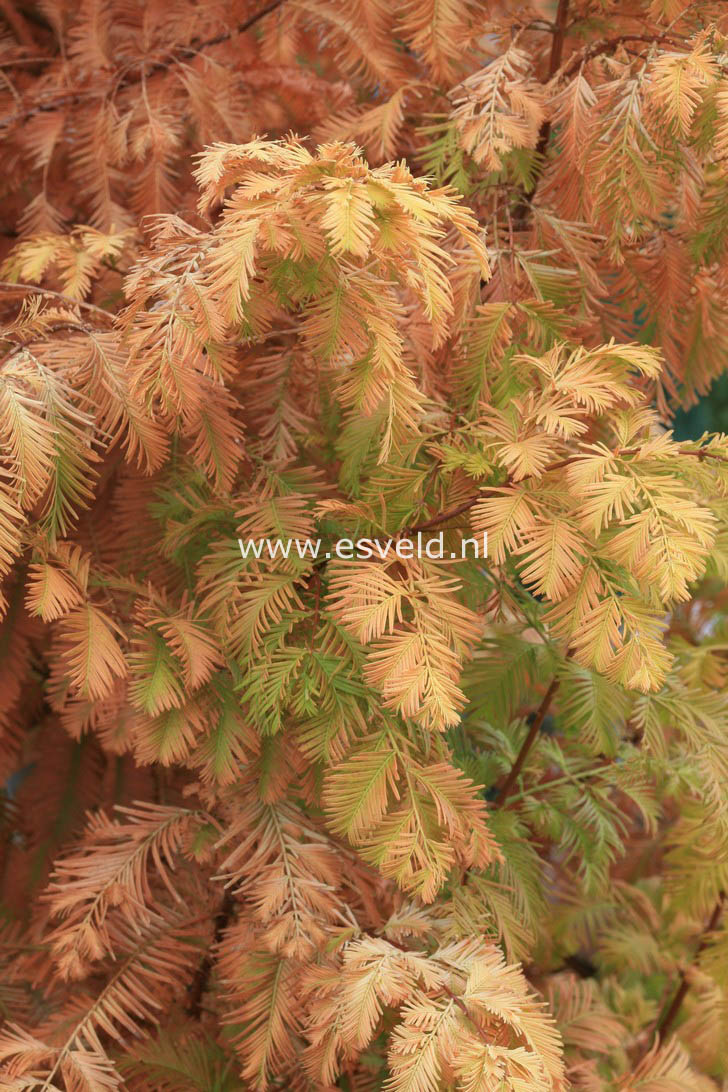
[1, 1, 728, 1089]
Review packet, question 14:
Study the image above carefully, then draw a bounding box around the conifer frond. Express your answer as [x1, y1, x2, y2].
[25, 543, 89, 623]
[149, 611, 223, 692]
[121, 1027, 245, 1092]
[545, 976, 624, 1055]
[219, 944, 302, 1090]
[620, 1036, 707, 1091]
[45, 803, 201, 977]
[449, 45, 545, 172]
[215, 792, 346, 956]
[515, 518, 588, 602]
[0, 361, 56, 509]
[79, 331, 169, 475]
[58, 603, 128, 701]
[324, 741, 400, 843]
[316, 87, 411, 162]
[343, 751, 499, 901]
[0, 908, 205, 1089]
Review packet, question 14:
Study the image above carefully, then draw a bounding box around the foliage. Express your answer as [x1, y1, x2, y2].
[0, 0, 728, 1089]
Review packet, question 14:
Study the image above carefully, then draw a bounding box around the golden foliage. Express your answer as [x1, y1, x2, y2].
[1, 3, 728, 1090]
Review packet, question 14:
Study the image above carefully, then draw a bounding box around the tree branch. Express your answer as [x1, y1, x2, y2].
[405, 456, 574, 535]
[510, 15, 684, 223]
[0, 280, 114, 321]
[0, 0, 287, 128]
[654, 892, 726, 1044]
[512, 0, 569, 218]
[532, 0, 570, 159]
[407, 494, 483, 534]
[494, 674, 561, 805]
[440, 985, 496, 1047]
[178, 0, 286, 57]
[560, 32, 685, 80]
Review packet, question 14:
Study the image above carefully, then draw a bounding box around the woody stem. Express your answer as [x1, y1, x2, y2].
[495, 675, 561, 805]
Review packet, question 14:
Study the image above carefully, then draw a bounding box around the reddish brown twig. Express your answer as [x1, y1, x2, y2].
[655, 892, 726, 1044]
[560, 32, 685, 80]
[494, 675, 561, 805]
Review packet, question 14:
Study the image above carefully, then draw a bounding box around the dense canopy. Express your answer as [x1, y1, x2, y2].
[1, 1, 728, 1090]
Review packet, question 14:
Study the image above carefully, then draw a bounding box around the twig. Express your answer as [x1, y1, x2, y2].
[408, 494, 483, 534]
[178, 0, 286, 57]
[679, 446, 728, 465]
[533, 0, 570, 157]
[0, 0, 287, 127]
[0, 280, 114, 321]
[440, 985, 493, 1046]
[501, 758, 613, 807]
[509, 17, 684, 223]
[513, 0, 569, 217]
[405, 456, 573, 534]
[560, 32, 685, 80]
[494, 675, 561, 805]
[654, 892, 726, 1044]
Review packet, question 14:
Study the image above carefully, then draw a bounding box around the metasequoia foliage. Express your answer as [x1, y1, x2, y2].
[1, 0, 728, 1090]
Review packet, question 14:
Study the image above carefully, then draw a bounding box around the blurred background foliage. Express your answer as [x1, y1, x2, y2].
[674, 375, 728, 440]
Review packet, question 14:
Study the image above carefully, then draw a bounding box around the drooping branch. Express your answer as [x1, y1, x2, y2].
[513, 9, 686, 221]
